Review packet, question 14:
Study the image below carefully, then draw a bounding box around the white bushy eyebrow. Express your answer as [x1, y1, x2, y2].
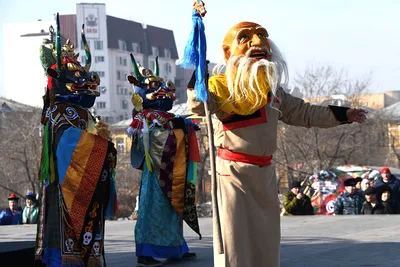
[236, 27, 269, 41]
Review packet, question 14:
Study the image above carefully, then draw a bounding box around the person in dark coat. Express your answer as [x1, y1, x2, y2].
[355, 177, 363, 191]
[376, 184, 398, 214]
[283, 181, 314, 215]
[374, 167, 400, 205]
[361, 187, 385, 214]
[334, 178, 365, 215]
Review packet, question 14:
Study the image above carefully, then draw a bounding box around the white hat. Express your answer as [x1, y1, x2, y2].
[361, 179, 370, 187]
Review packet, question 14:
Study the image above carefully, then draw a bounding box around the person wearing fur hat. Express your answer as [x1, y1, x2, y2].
[0, 193, 22, 225]
[360, 187, 385, 214]
[375, 167, 400, 205]
[22, 191, 39, 224]
[283, 181, 314, 215]
[334, 178, 364, 215]
[355, 177, 363, 191]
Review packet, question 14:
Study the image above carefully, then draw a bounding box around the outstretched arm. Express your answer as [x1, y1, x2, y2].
[277, 88, 367, 128]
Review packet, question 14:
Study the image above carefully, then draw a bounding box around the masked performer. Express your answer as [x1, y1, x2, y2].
[127, 54, 201, 267]
[35, 14, 118, 267]
[187, 21, 367, 267]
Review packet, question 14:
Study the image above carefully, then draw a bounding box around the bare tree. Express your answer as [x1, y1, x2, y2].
[112, 144, 142, 218]
[275, 65, 382, 187]
[0, 110, 42, 203]
[195, 118, 211, 203]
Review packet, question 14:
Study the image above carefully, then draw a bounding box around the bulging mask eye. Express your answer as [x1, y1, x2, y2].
[91, 73, 100, 84]
[166, 81, 176, 92]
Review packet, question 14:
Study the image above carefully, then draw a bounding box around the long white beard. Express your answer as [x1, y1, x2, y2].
[214, 39, 288, 109]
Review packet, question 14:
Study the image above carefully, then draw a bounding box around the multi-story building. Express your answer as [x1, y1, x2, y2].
[2, 3, 178, 123]
[304, 91, 400, 110]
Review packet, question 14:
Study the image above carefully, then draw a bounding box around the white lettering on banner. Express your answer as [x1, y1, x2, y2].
[84, 7, 100, 39]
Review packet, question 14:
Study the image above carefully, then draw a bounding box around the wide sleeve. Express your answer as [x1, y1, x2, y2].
[277, 88, 352, 128]
[186, 71, 226, 117]
[283, 193, 298, 214]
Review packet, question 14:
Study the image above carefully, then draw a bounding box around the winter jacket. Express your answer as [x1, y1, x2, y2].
[283, 191, 314, 215]
[22, 205, 39, 224]
[375, 175, 400, 204]
[334, 191, 364, 215]
[360, 201, 385, 214]
[0, 208, 22, 225]
[381, 201, 398, 214]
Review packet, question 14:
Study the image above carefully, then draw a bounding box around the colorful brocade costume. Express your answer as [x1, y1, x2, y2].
[126, 54, 201, 262]
[35, 14, 118, 267]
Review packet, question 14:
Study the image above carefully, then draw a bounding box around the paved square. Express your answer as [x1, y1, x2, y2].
[1, 215, 399, 266]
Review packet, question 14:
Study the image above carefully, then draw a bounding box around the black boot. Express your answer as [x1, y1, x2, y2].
[136, 256, 163, 267]
[181, 252, 197, 260]
[168, 252, 197, 262]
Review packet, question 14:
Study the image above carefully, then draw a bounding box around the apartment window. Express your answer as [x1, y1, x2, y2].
[122, 99, 128, 109]
[97, 71, 105, 78]
[118, 40, 127, 51]
[117, 86, 128, 95]
[152, 46, 159, 56]
[81, 40, 90, 50]
[149, 60, 155, 70]
[94, 40, 103, 50]
[117, 71, 122, 81]
[96, 102, 106, 109]
[81, 56, 86, 64]
[165, 63, 172, 74]
[95, 56, 104, 63]
[117, 56, 127, 66]
[164, 49, 171, 58]
[132, 43, 140, 53]
[117, 85, 122, 95]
